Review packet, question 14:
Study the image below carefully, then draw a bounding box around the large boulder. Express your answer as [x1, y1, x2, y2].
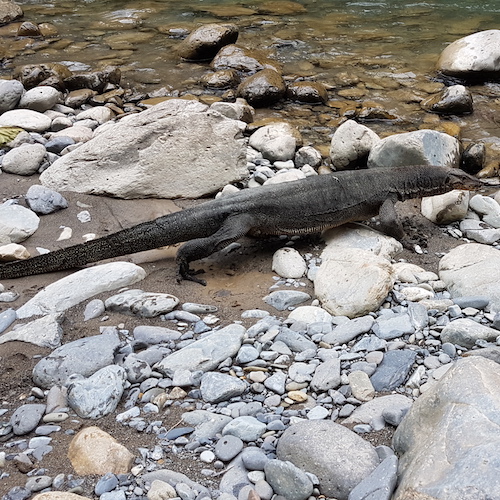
[237, 69, 286, 107]
[211, 44, 281, 74]
[177, 23, 238, 61]
[437, 30, 500, 80]
[439, 243, 500, 313]
[393, 357, 500, 499]
[367, 129, 460, 169]
[0, 0, 23, 25]
[40, 99, 248, 199]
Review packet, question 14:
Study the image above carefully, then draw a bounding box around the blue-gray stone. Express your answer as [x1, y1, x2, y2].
[373, 313, 414, 340]
[352, 336, 387, 353]
[264, 459, 314, 500]
[263, 290, 311, 311]
[222, 416, 267, 442]
[214, 434, 244, 461]
[165, 427, 194, 440]
[370, 350, 417, 391]
[25, 475, 53, 492]
[200, 372, 247, 403]
[241, 447, 269, 470]
[236, 344, 260, 364]
[264, 371, 287, 395]
[322, 315, 374, 345]
[25, 185, 68, 215]
[101, 490, 126, 500]
[44, 136, 75, 154]
[275, 327, 316, 353]
[0, 308, 16, 334]
[347, 455, 398, 500]
[453, 296, 490, 310]
[408, 302, 429, 330]
[10, 404, 45, 435]
[95, 473, 119, 495]
[2, 487, 31, 500]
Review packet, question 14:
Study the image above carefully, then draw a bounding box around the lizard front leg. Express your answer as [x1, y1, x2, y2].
[176, 214, 255, 285]
[377, 198, 415, 250]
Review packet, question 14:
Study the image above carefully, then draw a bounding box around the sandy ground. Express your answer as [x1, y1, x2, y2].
[0, 169, 469, 497]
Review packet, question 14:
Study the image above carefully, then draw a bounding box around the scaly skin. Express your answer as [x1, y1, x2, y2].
[0, 165, 483, 284]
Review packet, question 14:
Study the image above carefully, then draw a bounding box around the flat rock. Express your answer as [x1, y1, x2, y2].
[16, 262, 146, 319]
[222, 416, 267, 442]
[370, 350, 417, 392]
[1, 143, 47, 176]
[393, 357, 500, 499]
[322, 315, 374, 345]
[10, 404, 46, 435]
[343, 394, 413, 426]
[310, 358, 341, 392]
[440, 318, 500, 349]
[68, 426, 134, 475]
[288, 306, 332, 324]
[0, 79, 24, 112]
[437, 29, 500, 79]
[182, 410, 232, 442]
[32, 332, 121, 389]
[264, 459, 313, 500]
[0, 204, 40, 244]
[0, 109, 52, 132]
[367, 130, 460, 169]
[277, 420, 380, 499]
[439, 243, 500, 313]
[40, 99, 247, 199]
[314, 248, 395, 318]
[200, 372, 247, 403]
[348, 455, 398, 500]
[32, 493, 91, 500]
[263, 290, 311, 311]
[154, 324, 245, 376]
[104, 289, 179, 317]
[0, 313, 63, 348]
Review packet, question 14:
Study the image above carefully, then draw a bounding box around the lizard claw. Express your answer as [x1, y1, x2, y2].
[176, 262, 207, 286]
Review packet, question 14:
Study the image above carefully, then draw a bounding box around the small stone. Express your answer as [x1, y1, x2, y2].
[214, 434, 244, 461]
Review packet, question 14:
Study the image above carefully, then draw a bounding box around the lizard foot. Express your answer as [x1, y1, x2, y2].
[176, 263, 207, 286]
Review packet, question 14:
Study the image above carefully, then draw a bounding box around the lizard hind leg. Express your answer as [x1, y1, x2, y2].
[175, 213, 255, 285]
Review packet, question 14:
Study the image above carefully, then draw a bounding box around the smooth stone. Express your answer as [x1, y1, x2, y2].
[421, 189, 470, 224]
[147, 480, 177, 500]
[104, 289, 179, 317]
[470, 194, 500, 228]
[18, 86, 61, 112]
[235, 344, 260, 364]
[1, 143, 46, 176]
[248, 122, 297, 162]
[441, 318, 500, 349]
[288, 306, 332, 324]
[0, 204, 39, 244]
[310, 358, 341, 392]
[459, 219, 500, 245]
[222, 416, 267, 442]
[0, 109, 52, 132]
[133, 325, 181, 344]
[182, 410, 232, 442]
[68, 426, 134, 475]
[421, 84, 473, 115]
[0, 313, 63, 348]
[25, 185, 68, 214]
[271, 247, 307, 279]
[0, 244, 31, 262]
[0, 307, 16, 333]
[373, 313, 415, 341]
[277, 420, 380, 499]
[348, 455, 398, 500]
[370, 350, 417, 392]
[263, 290, 310, 311]
[200, 372, 247, 403]
[348, 371, 375, 402]
[16, 262, 146, 319]
[32, 332, 120, 389]
[83, 298, 105, 320]
[263, 370, 287, 395]
[76, 106, 114, 124]
[241, 447, 269, 471]
[0, 79, 24, 112]
[237, 69, 286, 107]
[50, 125, 93, 142]
[10, 404, 46, 435]
[214, 434, 244, 462]
[44, 136, 75, 154]
[393, 357, 500, 499]
[295, 146, 322, 168]
[287, 81, 328, 103]
[329, 119, 380, 170]
[322, 315, 374, 345]
[264, 459, 313, 500]
[274, 328, 316, 353]
[307, 406, 330, 420]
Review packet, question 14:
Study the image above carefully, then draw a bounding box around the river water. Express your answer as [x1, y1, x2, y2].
[3, 0, 500, 152]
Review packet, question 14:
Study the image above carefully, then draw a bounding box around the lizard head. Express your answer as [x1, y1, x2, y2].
[446, 168, 484, 191]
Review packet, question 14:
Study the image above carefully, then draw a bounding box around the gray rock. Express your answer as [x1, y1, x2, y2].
[19, 86, 61, 112]
[0, 109, 52, 132]
[141, 469, 210, 498]
[25, 185, 68, 215]
[10, 404, 46, 435]
[352, 335, 387, 353]
[181, 410, 232, 442]
[463, 346, 500, 364]
[367, 129, 460, 169]
[84, 298, 106, 321]
[177, 23, 238, 60]
[310, 358, 341, 392]
[45, 136, 76, 154]
[95, 472, 119, 495]
[263, 370, 287, 395]
[441, 318, 500, 348]
[264, 459, 313, 500]
[0, 313, 63, 348]
[0, 79, 24, 112]
[323, 315, 374, 345]
[237, 69, 287, 108]
[248, 122, 296, 162]
[329, 119, 380, 170]
[370, 350, 417, 391]
[133, 325, 181, 344]
[295, 146, 322, 168]
[373, 313, 415, 341]
[421, 84, 473, 115]
[348, 455, 398, 500]
[0, 204, 39, 244]
[393, 357, 500, 499]
[439, 243, 500, 313]
[263, 290, 310, 311]
[155, 324, 245, 376]
[67, 365, 127, 419]
[275, 327, 316, 352]
[1, 143, 46, 176]
[16, 262, 146, 319]
[235, 344, 259, 364]
[40, 99, 248, 199]
[0, 308, 16, 334]
[25, 475, 53, 492]
[277, 420, 380, 499]
[122, 354, 152, 383]
[200, 372, 247, 403]
[222, 416, 267, 442]
[438, 29, 500, 79]
[105, 289, 179, 317]
[241, 447, 269, 470]
[343, 395, 413, 427]
[459, 218, 500, 245]
[470, 194, 500, 228]
[421, 189, 470, 225]
[453, 296, 489, 309]
[219, 456, 252, 497]
[214, 434, 244, 462]
[32, 332, 121, 389]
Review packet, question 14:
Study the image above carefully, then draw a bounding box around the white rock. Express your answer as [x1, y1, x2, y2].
[41, 99, 248, 199]
[287, 305, 332, 324]
[104, 289, 179, 317]
[16, 262, 146, 319]
[0, 109, 52, 132]
[438, 29, 500, 78]
[469, 194, 500, 228]
[0, 79, 24, 112]
[210, 98, 255, 123]
[76, 106, 114, 124]
[147, 480, 177, 500]
[322, 223, 402, 260]
[0, 204, 39, 243]
[272, 248, 307, 278]
[439, 243, 500, 313]
[263, 169, 306, 185]
[459, 219, 500, 245]
[249, 122, 297, 162]
[50, 125, 93, 143]
[398, 286, 434, 302]
[0, 313, 63, 348]
[329, 119, 380, 170]
[0, 243, 30, 261]
[315, 248, 395, 318]
[393, 262, 427, 284]
[421, 190, 470, 224]
[367, 130, 461, 169]
[18, 86, 62, 112]
[1, 143, 47, 175]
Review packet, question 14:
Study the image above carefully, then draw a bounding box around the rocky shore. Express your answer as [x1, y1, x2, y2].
[2, 5, 500, 500]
